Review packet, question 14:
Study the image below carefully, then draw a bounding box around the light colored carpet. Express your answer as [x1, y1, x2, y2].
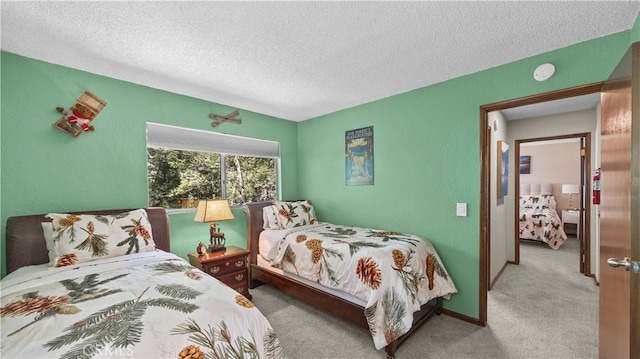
[250, 237, 598, 358]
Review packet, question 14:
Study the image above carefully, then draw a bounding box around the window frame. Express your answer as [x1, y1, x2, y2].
[146, 122, 280, 212]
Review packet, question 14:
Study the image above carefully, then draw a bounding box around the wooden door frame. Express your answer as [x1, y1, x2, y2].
[479, 82, 603, 324]
[513, 133, 591, 270]
[631, 42, 639, 358]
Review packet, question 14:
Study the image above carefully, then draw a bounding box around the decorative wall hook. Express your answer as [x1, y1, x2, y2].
[208, 110, 242, 127]
[53, 91, 107, 137]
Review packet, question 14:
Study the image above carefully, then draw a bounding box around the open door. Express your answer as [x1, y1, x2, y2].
[598, 42, 639, 358]
[579, 136, 587, 274]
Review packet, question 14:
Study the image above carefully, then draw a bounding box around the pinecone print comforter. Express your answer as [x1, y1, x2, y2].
[266, 223, 457, 350]
[1, 251, 284, 359]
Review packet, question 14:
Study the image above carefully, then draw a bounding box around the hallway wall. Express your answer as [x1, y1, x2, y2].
[520, 140, 581, 213]
[489, 111, 510, 284]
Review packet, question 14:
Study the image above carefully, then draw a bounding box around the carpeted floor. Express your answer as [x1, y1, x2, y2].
[250, 237, 598, 358]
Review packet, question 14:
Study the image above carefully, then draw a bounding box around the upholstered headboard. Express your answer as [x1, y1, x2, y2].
[520, 183, 553, 196]
[5, 207, 170, 274]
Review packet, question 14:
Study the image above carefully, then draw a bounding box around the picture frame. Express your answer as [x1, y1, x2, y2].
[345, 126, 374, 186]
[497, 140, 509, 197]
[519, 155, 531, 174]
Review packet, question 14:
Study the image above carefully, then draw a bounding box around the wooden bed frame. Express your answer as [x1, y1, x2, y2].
[5, 208, 170, 274]
[244, 201, 443, 359]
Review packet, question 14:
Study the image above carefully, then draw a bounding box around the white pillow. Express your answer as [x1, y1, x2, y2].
[262, 205, 281, 230]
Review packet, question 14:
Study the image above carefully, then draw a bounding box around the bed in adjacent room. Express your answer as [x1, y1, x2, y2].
[244, 200, 457, 359]
[2, 208, 283, 359]
[519, 183, 568, 249]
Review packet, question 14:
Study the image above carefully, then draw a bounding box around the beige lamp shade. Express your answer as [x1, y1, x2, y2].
[193, 199, 235, 223]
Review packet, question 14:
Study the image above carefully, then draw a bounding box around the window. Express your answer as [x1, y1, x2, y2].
[146, 122, 278, 208]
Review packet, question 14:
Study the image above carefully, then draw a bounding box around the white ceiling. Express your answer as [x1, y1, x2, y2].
[2, 1, 638, 122]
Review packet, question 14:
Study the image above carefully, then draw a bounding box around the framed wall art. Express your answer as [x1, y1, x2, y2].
[497, 140, 509, 197]
[345, 126, 374, 186]
[519, 155, 531, 174]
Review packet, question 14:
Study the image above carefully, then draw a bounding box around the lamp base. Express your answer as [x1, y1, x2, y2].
[208, 245, 226, 253]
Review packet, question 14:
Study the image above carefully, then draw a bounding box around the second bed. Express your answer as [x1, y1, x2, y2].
[244, 200, 457, 358]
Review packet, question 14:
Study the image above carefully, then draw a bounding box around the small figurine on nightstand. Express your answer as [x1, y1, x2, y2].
[208, 224, 226, 252]
[196, 241, 207, 256]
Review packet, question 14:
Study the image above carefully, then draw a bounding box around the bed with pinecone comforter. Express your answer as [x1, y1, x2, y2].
[263, 223, 457, 351]
[246, 201, 458, 357]
[2, 208, 283, 359]
[0, 251, 283, 359]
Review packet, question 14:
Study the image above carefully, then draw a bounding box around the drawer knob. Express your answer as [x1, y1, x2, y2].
[236, 287, 244, 294]
[211, 266, 220, 274]
[235, 273, 244, 281]
[235, 261, 244, 267]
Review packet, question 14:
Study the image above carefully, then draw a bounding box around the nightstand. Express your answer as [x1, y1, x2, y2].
[188, 246, 252, 300]
[562, 210, 580, 238]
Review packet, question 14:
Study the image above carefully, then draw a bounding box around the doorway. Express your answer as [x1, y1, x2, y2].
[478, 82, 603, 324]
[514, 134, 591, 273]
[479, 43, 639, 357]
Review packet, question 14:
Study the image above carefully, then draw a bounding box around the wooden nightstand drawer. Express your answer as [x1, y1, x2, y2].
[188, 246, 252, 300]
[223, 279, 250, 298]
[217, 270, 248, 286]
[201, 257, 247, 276]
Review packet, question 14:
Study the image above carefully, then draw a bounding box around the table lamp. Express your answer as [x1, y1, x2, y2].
[561, 184, 580, 210]
[193, 198, 235, 253]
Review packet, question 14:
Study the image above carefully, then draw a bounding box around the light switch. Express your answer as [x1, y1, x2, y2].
[456, 203, 467, 217]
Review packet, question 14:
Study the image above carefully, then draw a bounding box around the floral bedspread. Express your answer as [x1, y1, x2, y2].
[267, 223, 457, 350]
[519, 208, 568, 249]
[1, 251, 283, 359]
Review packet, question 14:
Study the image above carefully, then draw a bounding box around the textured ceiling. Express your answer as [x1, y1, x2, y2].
[2, 1, 639, 122]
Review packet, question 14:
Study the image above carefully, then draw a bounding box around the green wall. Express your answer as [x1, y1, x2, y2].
[633, 12, 640, 42]
[1, 17, 637, 321]
[0, 52, 299, 277]
[297, 30, 634, 318]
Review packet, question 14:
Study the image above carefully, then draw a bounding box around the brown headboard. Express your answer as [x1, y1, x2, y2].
[5, 207, 170, 274]
[243, 201, 272, 266]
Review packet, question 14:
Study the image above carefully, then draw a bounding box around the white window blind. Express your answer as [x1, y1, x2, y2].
[146, 122, 279, 158]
